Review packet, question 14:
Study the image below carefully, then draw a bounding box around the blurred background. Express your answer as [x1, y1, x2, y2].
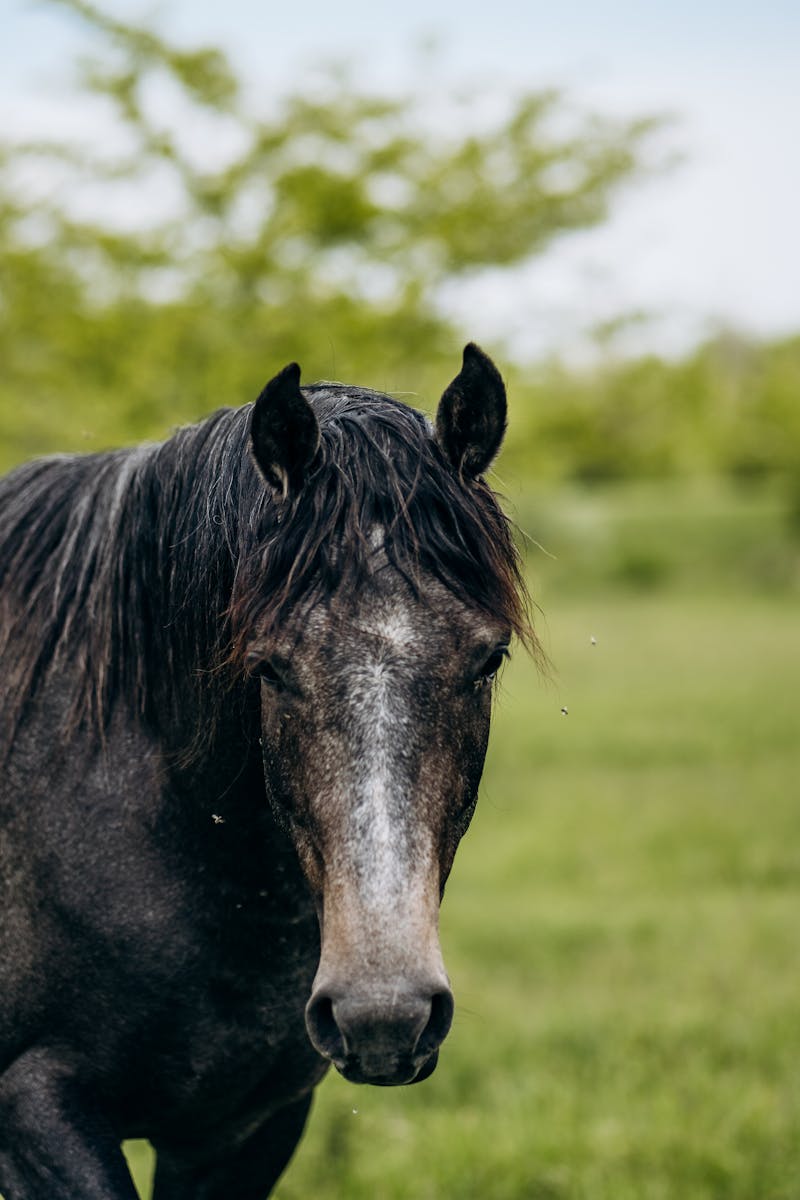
[2, 1, 798, 1196]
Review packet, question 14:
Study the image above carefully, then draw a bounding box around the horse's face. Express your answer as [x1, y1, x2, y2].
[247, 344, 516, 1086]
[253, 570, 509, 1085]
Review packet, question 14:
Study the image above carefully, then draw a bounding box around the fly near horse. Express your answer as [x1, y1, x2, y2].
[0, 345, 532, 1198]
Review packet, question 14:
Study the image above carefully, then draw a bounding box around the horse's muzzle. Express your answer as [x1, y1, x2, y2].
[305, 984, 454, 1086]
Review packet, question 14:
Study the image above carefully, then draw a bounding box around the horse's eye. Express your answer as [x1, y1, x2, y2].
[247, 654, 284, 687]
[474, 646, 509, 686]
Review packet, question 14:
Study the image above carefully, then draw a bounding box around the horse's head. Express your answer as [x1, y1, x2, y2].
[238, 346, 529, 1086]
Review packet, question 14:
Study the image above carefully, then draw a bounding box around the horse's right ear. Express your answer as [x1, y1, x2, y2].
[249, 363, 321, 499]
[435, 343, 507, 480]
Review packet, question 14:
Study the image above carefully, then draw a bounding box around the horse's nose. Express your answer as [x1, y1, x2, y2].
[305, 983, 454, 1086]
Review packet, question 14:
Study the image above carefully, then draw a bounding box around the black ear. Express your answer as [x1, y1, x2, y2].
[249, 362, 321, 498]
[435, 343, 507, 479]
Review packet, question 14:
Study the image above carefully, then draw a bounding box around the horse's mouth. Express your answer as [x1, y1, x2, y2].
[335, 1049, 440, 1087]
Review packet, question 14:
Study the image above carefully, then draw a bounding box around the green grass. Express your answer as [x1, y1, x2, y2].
[50, 484, 800, 1196]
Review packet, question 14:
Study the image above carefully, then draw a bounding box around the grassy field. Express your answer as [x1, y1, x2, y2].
[111, 486, 800, 1196]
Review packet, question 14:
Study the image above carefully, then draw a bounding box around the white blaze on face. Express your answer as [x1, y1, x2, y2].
[311, 569, 476, 993]
[345, 597, 422, 913]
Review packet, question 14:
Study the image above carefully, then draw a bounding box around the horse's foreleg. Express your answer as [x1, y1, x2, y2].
[151, 1094, 313, 1200]
[0, 1048, 139, 1200]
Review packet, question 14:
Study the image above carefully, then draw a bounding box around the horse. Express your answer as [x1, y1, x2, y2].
[0, 343, 533, 1199]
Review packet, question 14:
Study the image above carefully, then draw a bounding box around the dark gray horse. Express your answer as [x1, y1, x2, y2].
[0, 345, 532, 1198]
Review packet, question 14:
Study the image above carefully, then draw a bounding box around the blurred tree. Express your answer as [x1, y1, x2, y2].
[0, 0, 657, 467]
[499, 331, 800, 484]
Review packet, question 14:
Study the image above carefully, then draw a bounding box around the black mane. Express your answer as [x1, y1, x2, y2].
[0, 387, 532, 760]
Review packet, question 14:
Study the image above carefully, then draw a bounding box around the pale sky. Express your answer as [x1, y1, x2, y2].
[3, 0, 799, 360]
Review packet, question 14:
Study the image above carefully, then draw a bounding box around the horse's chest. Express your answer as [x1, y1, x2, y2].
[127, 912, 325, 1139]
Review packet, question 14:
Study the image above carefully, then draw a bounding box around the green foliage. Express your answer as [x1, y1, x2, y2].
[0, 0, 655, 470]
[501, 334, 800, 485]
[513, 478, 800, 599]
[2, 5, 799, 484]
[3, 4, 798, 484]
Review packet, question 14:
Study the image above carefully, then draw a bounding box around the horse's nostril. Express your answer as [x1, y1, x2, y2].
[415, 988, 454, 1058]
[306, 982, 454, 1079]
[305, 992, 345, 1062]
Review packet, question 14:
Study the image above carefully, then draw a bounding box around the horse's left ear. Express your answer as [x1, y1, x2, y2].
[435, 343, 507, 480]
[250, 362, 321, 499]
